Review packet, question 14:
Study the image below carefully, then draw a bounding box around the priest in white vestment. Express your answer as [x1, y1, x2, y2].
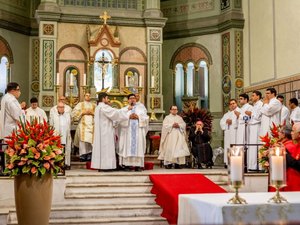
[49, 102, 72, 168]
[236, 93, 253, 145]
[0, 82, 23, 140]
[277, 95, 290, 126]
[72, 93, 96, 156]
[118, 94, 149, 171]
[25, 97, 48, 123]
[158, 105, 190, 168]
[246, 91, 263, 170]
[49, 96, 72, 119]
[260, 88, 282, 137]
[289, 98, 300, 125]
[219, 99, 240, 167]
[91, 93, 132, 170]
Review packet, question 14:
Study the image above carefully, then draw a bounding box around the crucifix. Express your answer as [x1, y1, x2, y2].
[96, 52, 111, 90]
[100, 11, 111, 25]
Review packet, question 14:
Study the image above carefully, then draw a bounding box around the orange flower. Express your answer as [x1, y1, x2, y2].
[7, 164, 14, 169]
[50, 152, 56, 158]
[31, 167, 37, 174]
[55, 149, 62, 155]
[30, 147, 38, 154]
[44, 156, 51, 161]
[14, 144, 21, 151]
[34, 152, 41, 159]
[18, 161, 26, 166]
[6, 148, 15, 157]
[20, 149, 27, 155]
[43, 162, 50, 170]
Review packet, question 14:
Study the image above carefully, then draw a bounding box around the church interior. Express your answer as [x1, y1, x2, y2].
[1, 0, 300, 224]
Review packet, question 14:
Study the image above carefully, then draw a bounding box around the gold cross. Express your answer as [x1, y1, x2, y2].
[100, 11, 111, 25]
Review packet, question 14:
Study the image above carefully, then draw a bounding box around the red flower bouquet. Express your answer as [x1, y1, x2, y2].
[4, 118, 64, 177]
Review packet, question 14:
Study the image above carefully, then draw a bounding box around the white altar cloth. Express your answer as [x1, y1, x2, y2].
[178, 192, 300, 225]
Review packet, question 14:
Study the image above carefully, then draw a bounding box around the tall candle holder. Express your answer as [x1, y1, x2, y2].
[81, 85, 89, 96]
[55, 85, 61, 104]
[150, 87, 157, 121]
[227, 146, 247, 204]
[69, 85, 74, 108]
[268, 144, 288, 203]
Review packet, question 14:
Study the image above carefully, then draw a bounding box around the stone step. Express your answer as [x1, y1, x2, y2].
[7, 204, 163, 222]
[65, 182, 153, 195]
[8, 216, 168, 225]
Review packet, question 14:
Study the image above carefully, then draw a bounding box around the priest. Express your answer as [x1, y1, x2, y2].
[158, 105, 190, 169]
[25, 97, 48, 123]
[91, 93, 131, 171]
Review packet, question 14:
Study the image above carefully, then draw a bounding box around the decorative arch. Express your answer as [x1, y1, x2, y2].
[119, 47, 147, 62]
[169, 43, 212, 69]
[56, 44, 87, 61]
[0, 35, 14, 63]
[92, 47, 117, 60]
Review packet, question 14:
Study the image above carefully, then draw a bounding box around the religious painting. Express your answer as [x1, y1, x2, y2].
[222, 75, 231, 94]
[64, 66, 79, 98]
[124, 68, 140, 93]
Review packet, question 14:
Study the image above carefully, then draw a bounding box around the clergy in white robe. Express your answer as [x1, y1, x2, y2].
[260, 88, 282, 137]
[247, 91, 263, 170]
[118, 94, 149, 170]
[25, 97, 47, 123]
[289, 98, 300, 125]
[49, 102, 72, 167]
[158, 105, 190, 167]
[72, 93, 96, 156]
[277, 95, 290, 126]
[49, 96, 72, 120]
[0, 82, 22, 140]
[219, 99, 240, 166]
[91, 93, 131, 170]
[236, 94, 253, 145]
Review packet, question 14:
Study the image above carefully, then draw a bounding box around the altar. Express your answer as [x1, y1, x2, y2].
[178, 192, 300, 225]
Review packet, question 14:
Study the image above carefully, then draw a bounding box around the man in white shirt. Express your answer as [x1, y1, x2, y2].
[260, 88, 282, 137]
[246, 91, 263, 170]
[25, 97, 48, 123]
[277, 95, 290, 126]
[49, 102, 72, 169]
[50, 96, 72, 119]
[235, 93, 253, 145]
[0, 82, 23, 140]
[289, 98, 300, 125]
[220, 99, 240, 167]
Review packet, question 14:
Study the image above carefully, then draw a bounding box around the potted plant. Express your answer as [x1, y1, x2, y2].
[4, 118, 64, 225]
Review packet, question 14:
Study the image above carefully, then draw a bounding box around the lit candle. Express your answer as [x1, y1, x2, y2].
[139, 75, 142, 87]
[271, 147, 284, 181]
[56, 73, 59, 85]
[125, 75, 128, 87]
[70, 74, 73, 86]
[83, 73, 86, 86]
[151, 76, 155, 88]
[230, 155, 243, 182]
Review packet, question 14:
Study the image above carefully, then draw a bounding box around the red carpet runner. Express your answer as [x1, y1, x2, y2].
[150, 174, 227, 225]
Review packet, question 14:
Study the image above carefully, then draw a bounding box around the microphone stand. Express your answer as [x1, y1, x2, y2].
[243, 116, 249, 173]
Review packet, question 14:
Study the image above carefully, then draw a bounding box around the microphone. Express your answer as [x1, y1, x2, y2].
[243, 115, 249, 123]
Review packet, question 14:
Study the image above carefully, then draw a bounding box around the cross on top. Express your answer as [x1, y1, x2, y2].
[100, 11, 111, 25]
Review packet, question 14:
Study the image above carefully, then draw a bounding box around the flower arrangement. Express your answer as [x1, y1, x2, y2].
[4, 118, 64, 177]
[259, 122, 280, 171]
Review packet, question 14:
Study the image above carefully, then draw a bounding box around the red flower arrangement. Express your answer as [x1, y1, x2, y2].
[259, 122, 281, 171]
[4, 118, 64, 177]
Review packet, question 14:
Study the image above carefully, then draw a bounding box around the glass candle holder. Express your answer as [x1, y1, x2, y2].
[227, 146, 247, 204]
[268, 144, 288, 203]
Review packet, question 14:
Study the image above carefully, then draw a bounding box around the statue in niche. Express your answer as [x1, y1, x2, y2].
[125, 69, 140, 93]
[65, 67, 79, 97]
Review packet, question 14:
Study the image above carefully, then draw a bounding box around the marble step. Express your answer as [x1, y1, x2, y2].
[7, 204, 163, 222]
[8, 216, 168, 225]
[65, 182, 153, 195]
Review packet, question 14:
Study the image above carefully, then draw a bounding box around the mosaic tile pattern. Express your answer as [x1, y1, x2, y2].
[222, 32, 231, 112]
[235, 30, 244, 99]
[42, 95, 54, 107]
[150, 45, 160, 93]
[31, 39, 40, 93]
[42, 40, 54, 91]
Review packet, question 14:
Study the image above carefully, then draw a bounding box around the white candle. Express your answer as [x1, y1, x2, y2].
[56, 73, 59, 85]
[139, 75, 142, 87]
[271, 148, 284, 181]
[70, 74, 73, 86]
[151, 76, 155, 88]
[230, 155, 243, 181]
[125, 75, 128, 87]
[83, 73, 86, 86]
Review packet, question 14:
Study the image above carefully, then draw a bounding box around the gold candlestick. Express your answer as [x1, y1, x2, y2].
[55, 85, 61, 104]
[150, 87, 157, 121]
[268, 181, 288, 203]
[81, 85, 88, 96]
[69, 85, 74, 108]
[227, 181, 247, 204]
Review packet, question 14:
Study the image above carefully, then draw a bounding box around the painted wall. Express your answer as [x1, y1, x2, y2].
[243, 0, 300, 87]
[0, 28, 30, 103]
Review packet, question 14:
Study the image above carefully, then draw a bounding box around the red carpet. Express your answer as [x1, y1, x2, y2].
[150, 174, 227, 225]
